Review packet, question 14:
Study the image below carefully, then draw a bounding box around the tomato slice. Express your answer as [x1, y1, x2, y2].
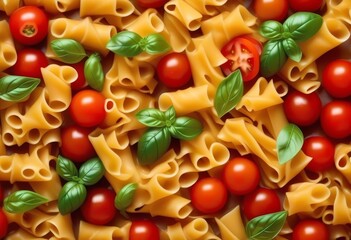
[221, 36, 261, 81]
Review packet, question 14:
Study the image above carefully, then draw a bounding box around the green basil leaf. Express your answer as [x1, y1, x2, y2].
[84, 53, 104, 91]
[106, 31, 143, 57]
[136, 108, 167, 127]
[141, 33, 171, 55]
[137, 127, 171, 165]
[259, 20, 284, 40]
[283, 12, 323, 41]
[115, 183, 138, 218]
[282, 38, 302, 62]
[277, 123, 304, 164]
[260, 40, 287, 78]
[246, 211, 288, 240]
[50, 39, 87, 64]
[168, 117, 203, 140]
[58, 181, 87, 215]
[165, 106, 176, 125]
[0, 76, 40, 102]
[214, 69, 244, 118]
[78, 157, 105, 186]
[56, 155, 79, 182]
[4, 190, 48, 213]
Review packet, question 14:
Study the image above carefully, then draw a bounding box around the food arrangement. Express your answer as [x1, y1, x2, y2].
[0, 0, 351, 239]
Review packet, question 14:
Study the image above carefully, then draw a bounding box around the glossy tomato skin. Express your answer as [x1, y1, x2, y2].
[12, 48, 49, 78]
[157, 52, 192, 89]
[222, 157, 260, 195]
[70, 61, 87, 91]
[9, 6, 49, 45]
[190, 177, 228, 214]
[302, 136, 335, 172]
[242, 187, 281, 220]
[221, 36, 261, 81]
[283, 90, 322, 127]
[0, 209, 8, 239]
[81, 188, 117, 225]
[69, 89, 106, 127]
[137, 0, 167, 8]
[291, 219, 329, 240]
[253, 0, 289, 22]
[288, 0, 324, 12]
[129, 220, 160, 240]
[322, 59, 351, 98]
[320, 101, 351, 139]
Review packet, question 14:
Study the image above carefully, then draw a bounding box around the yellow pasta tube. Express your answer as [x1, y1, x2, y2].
[0, 0, 20, 15]
[0, 20, 17, 72]
[24, 0, 80, 13]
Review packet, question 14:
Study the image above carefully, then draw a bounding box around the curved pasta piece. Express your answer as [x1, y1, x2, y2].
[0, 20, 17, 72]
[80, 0, 134, 17]
[78, 221, 130, 240]
[164, 13, 192, 52]
[334, 143, 351, 184]
[126, 8, 165, 36]
[325, 0, 351, 25]
[23, 0, 79, 13]
[0, 0, 20, 15]
[184, 0, 227, 16]
[215, 206, 247, 240]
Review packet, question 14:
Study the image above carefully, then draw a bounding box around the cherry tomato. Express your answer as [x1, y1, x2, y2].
[292, 219, 329, 240]
[60, 125, 96, 163]
[283, 90, 322, 127]
[322, 59, 351, 98]
[288, 0, 324, 12]
[302, 136, 335, 172]
[157, 52, 192, 89]
[80, 188, 117, 225]
[222, 157, 260, 195]
[137, 0, 168, 8]
[69, 89, 106, 127]
[11, 48, 48, 78]
[320, 101, 351, 139]
[242, 187, 281, 220]
[252, 0, 289, 22]
[9, 6, 49, 45]
[221, 36, 261, 81]
[0, 209, 8, 239]
[129, 220, 160, 240]
[70, 61, 87, 91]
[0, 183, 4, 201]
[190, 177, 228, 214]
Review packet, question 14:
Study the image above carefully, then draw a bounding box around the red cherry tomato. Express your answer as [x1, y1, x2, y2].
[137, 0, 168, 8]
[322, 59, 351, 98]
[288, 0, 324, 12]
[221, 36, 261, 81]
[292, 219, 329, 240]
[320, 101, 351, 139]
[283, 90, 322, 127]
[190, 177, 228, 214]
[0, 209, 8, 239]
[242, 187, 281, 220]
[69, 89, 106, 127]
[302, 136, 335, 172]
[222, 157, 260, 195]
[157, 52, 192, 89]
[0, 183, 4, 201]
[129, 220, 160, 240]
[60, 125, 96, 163]
[252, 0, 289, 22]
[12, 48, 49, 78]
[9, 6, 49, 45]
[80, 188, 117, 225]
[70, 61, 87, 91]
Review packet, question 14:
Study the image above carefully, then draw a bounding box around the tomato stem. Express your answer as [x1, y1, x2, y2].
[21, 24, 37, 37]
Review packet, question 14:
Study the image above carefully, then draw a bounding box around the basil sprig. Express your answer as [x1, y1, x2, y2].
[246, 211, 288, 240]
[58, 181, 87, 215]
[56, 155, 79, 182]
[276, 123, 304, 164]
[0, 76, 40, 102]
[51, 39, 87, 64]
[136, 106, 202, 165]
[84, 53, 104, 91]
[114, 183, 138, 218]
[4, 190, 48, 213]
[106, 31, 171, 57]
[78, 157, 105, 186]
[259, 12, 323, 77]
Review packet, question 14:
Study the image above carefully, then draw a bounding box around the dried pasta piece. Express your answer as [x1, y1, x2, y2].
[0, 0, 20, 15]
[78, 221, 130, 240]
[23, 0, 79, 13]
[0, 20, 17, 72]
[215, 206, 247, 240]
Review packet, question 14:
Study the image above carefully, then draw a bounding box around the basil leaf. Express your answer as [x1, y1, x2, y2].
[165, 106, 176, 125]
[136, 108, 167, 127]
[282, 38, 302, 62]
[246, 211, 288, 240]
[141, 33, 171, 55]
[259, 20, 284, 40]
[115, 183, 138, 218]
[78, 157, 105, 186]
[84, 53, 104, 91]
[56, 155, 79, 182]
[50, 39, 87, 64]
[214, 69, 244, 118]
[137, 127, 171, 165]
[277, 123, 304, 164]
[260, 40, 287, 78]
[283, 12, 323, 41]
[58, 181, 87, 215]
[4, 190, 48, 213]
[106, 31, 143, 57]
[168, 117, 203, 140]
[0, 76, 40, 102]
